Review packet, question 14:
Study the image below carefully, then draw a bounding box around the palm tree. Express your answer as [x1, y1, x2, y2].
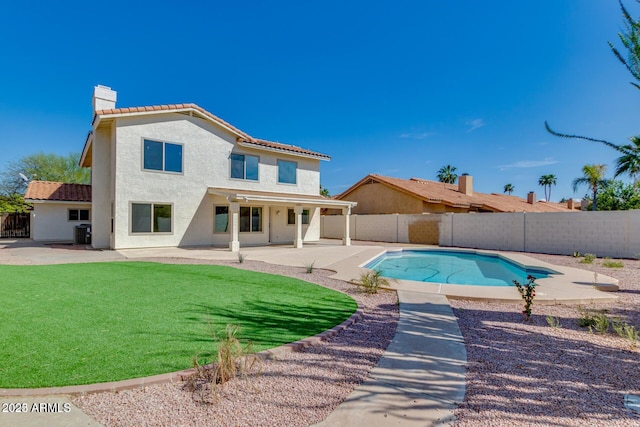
[503, 183, 514, 195]
[614, 136, 640, 186]
[437, 165, 458, 184]
[572, 164, 608, 211]
[538, 174, 557, 201]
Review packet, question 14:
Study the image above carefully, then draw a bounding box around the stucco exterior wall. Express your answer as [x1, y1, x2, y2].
[344, 183, 424, 214]
[96, 113, 321, 249]
[91, 125, 113, 248]
[31, 202, 92, 242]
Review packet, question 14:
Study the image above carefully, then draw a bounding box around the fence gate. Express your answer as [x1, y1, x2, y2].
[0, 212, 30, 238]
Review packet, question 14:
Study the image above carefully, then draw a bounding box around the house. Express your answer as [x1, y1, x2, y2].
[30, 85, 356, 250]
[330, 174, 574, 214]
[24, 181, 92, 241]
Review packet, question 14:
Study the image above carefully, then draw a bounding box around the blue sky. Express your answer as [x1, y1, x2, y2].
[1, 1, 639, 201]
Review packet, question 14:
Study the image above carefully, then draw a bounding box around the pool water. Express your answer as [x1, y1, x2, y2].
[365, 250, 557, 286]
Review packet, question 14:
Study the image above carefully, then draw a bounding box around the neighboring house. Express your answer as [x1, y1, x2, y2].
[76, 85, 354, 250]
[330, 174, 574, 214]
[24, 181, 92, 241]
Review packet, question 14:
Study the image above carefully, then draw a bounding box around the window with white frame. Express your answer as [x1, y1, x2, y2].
[287, 209, 309, 225]
[143, 139, 183, 173]
[68, 209, 90, 221]
[230, 153, 259, 181]
[214, 206, 262, 233]
[277, 160, 297, 184]
[131, 203, 172, 233]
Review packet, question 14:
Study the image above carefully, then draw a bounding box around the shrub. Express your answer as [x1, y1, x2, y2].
[602, 260, 624, 268]
[572, 251, 582, 258]
[612, 317, 626, 337]
[513, 275, 536, 321]
[303, 260, 316, 274]
[238, 252, 246, 263]
[577, 312, 596, 328]
[593, 313, 610, 334]
[546, 315, 561, 329]
[624, 325, 638, 349]
[353, 270, 390, 294]
[186, 324, 261, 402]
[580, 253, 596, 264]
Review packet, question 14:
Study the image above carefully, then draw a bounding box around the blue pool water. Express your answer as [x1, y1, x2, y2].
[365, 250, 557, 287]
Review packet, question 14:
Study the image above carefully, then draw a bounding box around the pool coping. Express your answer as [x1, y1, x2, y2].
[340, 247, 620, 304]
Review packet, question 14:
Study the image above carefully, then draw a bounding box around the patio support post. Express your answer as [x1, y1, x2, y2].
[229, 202, 240, 252]
[294, 206, 304, 249]
[342, 206, 351, 246]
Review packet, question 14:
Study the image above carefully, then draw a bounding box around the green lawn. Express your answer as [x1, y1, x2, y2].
[0, 261, 357, 388]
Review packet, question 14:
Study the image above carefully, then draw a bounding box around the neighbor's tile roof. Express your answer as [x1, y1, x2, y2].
[338, 174, 573, 213]
[95, 104, 330, 160]
[24, 181, 91, 202]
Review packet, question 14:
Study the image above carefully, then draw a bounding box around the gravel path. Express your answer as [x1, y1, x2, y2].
[451, 254, 640, 426]
[72, 258, 398, 427]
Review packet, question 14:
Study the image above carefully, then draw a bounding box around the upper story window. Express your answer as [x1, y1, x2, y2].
[278, 160, 297, 184]
[230, 153, 259, 181]
[143, 139, 183, 173]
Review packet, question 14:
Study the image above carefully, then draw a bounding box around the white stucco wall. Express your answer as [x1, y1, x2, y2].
[31, 202, 92, 242]
[93, 113, 321, 249]
[91, 125, 113, 248]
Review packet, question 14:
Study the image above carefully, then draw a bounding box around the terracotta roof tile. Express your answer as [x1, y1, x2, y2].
[24, 181, 91, 202]
[94, 103, 330, 159]
[338, 174, 574, 213]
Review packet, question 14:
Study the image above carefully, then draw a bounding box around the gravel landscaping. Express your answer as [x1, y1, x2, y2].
[72, 258, 399, 427]
[451, 253, 640, 426]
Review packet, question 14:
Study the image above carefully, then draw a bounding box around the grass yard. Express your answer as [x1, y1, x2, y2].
[0, 261, 357, 388]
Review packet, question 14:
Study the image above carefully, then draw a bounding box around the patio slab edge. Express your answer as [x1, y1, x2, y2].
[0, 306, 363, 397]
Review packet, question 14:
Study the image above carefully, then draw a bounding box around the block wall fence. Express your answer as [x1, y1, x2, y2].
[321, 210, 640, 258]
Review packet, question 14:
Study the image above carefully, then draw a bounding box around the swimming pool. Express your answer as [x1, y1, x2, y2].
[364, 250, 559, 286]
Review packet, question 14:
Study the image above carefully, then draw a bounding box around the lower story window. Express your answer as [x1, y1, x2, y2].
[214, 206, 262, 233]
[131, 203, 172, 233]
[68, 209, 90, 221]
[287, 208, 309, 225]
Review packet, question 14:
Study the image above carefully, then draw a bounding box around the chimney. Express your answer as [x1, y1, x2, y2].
[93, 85, 117, 112]
[458, 174, 473, 196]
[527, 191, 536, 204]
[567, 199, 576, 209]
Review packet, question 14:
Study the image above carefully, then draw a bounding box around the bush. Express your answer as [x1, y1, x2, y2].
[603, 260, 624, 268]
[513, 275, 536, 321]
[238, 252, 246, 263]
[186, 324, 261, 402]
[546, 315, 561, 329]
[353, 270, 390, 294]
[303, 260, 316, 274]
[580, 253, 596, 264]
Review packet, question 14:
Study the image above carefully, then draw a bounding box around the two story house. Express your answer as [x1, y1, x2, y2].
[73, 85, 355, 251]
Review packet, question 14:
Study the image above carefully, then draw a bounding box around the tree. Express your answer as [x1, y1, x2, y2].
[320, 185, 330, 198]
[503, 183, 514, 195]
[546, 1, 640, 179]
[594, 179, 640, 210]
[538, 174, 557, 201]
[0, 152, 90, 195]
[0, 194, 31, 213]
[572, 164, 608, 211]
[437, 165, 458, 184]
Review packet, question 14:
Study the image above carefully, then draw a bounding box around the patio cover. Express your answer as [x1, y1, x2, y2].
[207, 187, 357, 251]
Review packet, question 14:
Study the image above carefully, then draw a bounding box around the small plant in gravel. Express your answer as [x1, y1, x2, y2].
[602, 260, 624, 268]
[513, 275, 536, 321]
[624, 325, 638, 349]
[580, 253, 596, 264]
[612, 317, 626, 336]
[237, 252, 246, 263]
[546, 315, 561, 329]
[303, 260, 316, 274]
[186, 324, 261, 403]
[577, 311, 596, 328]
[353, 270, 390, 295]
[593, 313, 610, 334]
[572, 251, 582, 258]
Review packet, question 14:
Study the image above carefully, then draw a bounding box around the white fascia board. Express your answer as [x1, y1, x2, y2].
[207, 189, 356, 208]
[79, 132, 93, 167]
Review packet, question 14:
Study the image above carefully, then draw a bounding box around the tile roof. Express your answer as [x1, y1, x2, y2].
[24, 181, 92, 202]
[94, 103, 330, 160]
[337, 174, 574, 213]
